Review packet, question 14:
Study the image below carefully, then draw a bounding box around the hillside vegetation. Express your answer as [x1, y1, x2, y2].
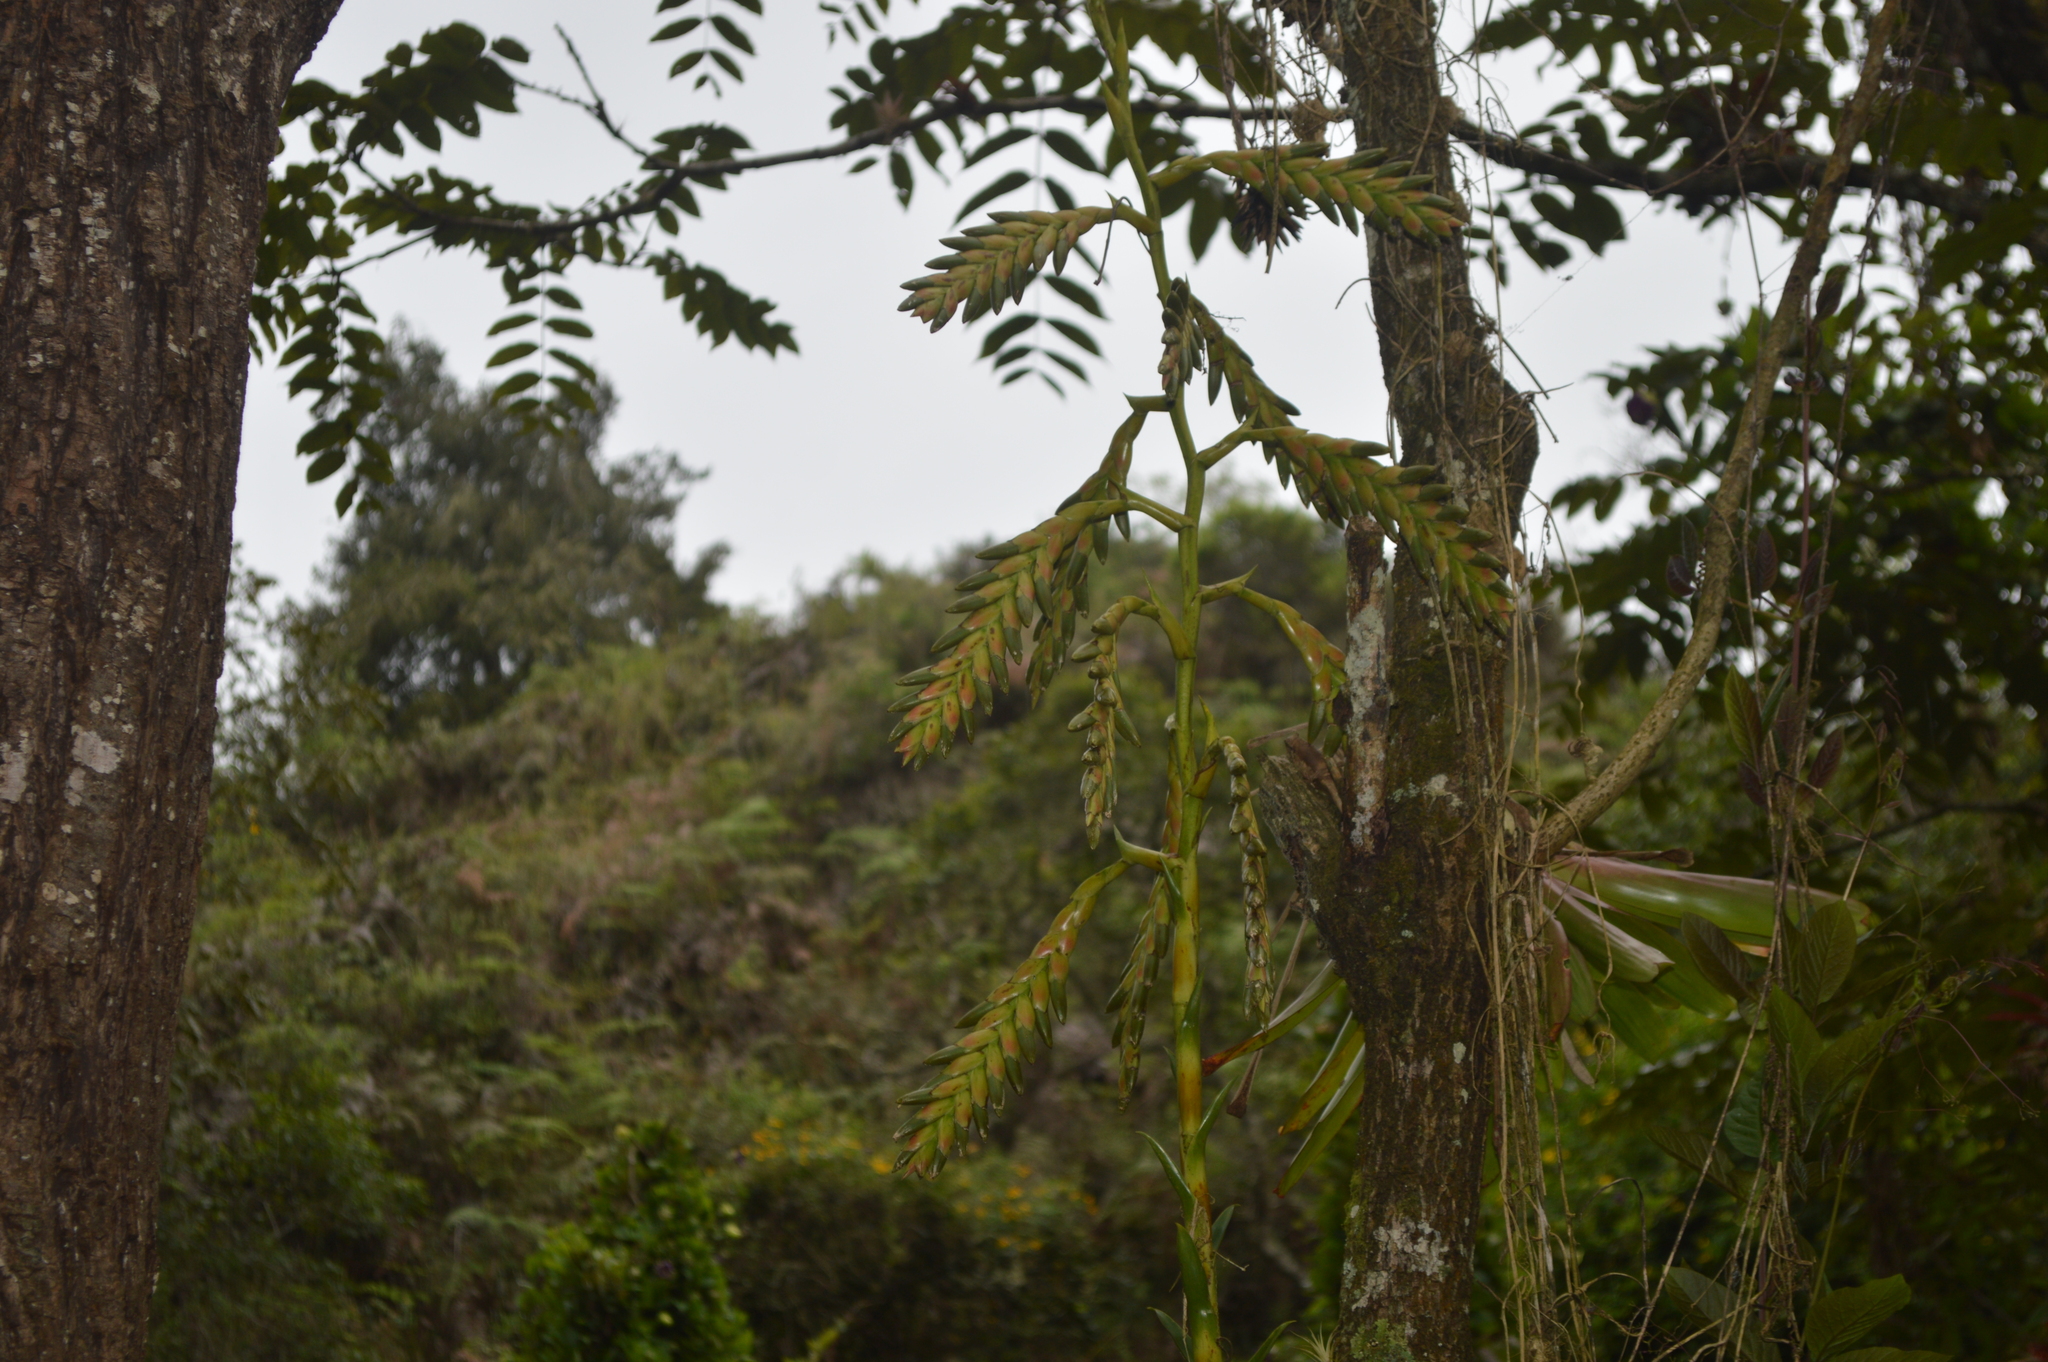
[153, 348, 2047, 1360]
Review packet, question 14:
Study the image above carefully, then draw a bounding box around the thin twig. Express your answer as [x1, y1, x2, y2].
[1534, 0, 1903, 864]
[372, 94, 1276, 241]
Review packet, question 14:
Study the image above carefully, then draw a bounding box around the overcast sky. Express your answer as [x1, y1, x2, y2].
[234, 0, 1780, 614]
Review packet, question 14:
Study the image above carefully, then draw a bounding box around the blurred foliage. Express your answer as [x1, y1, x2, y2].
[508, 1122, 752, 1362]
[309, 336, 725, 731]
[163, 371, 2048, 1356]
[162, 480, 1346, 1360]
[1461, 673, 2048, 1359]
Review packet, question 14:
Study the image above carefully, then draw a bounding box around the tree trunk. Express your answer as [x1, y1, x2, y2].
[1260, 3, 1543, 1358]
[0, 3, 338, 1354]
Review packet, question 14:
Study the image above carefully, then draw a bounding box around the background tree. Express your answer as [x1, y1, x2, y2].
[314, 336, 724, 731]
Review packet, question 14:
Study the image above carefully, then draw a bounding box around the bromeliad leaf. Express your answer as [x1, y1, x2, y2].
[1201, 962, 1345, 1074]
[1274, 1014, 1365, 1195]
[1544, 880, 1673, 983]
[1553, 853, 1874, 945]
[893, 861, 1130, 1177]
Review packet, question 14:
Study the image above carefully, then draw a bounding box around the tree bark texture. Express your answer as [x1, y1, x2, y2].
[0, 3, 338, 1355]
[1257, 2, 1544, 1358]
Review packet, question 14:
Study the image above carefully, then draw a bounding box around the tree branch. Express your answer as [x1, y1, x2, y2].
[377, 93, 1267, 241]
[1447, 117, 1970, 218]
[1864, 799, 2048, 841]
[1253, 740, 1346, 928]
[1533, 0, 1904, 864]
[374, 75, 2023, 249]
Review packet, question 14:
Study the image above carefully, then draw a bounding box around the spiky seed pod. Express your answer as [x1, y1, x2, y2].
[888, 409, 1150, 766]
[1231, 181, 1306, 254]
[1149, 144, 1465, 242]
[898, 205, 1150, 332]
[1156, 277, 1204, 394]
[1069, 598, 1145, 847]
[1104, 876, 1170, 1108]
[1104, 739, 1183, 1107]
[894, 861, 1132, 1178]
[1214, 737, 1271, 1024]
[1069, 638, 1123, 847]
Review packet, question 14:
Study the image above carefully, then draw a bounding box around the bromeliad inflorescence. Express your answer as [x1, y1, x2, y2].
[879, 4, 1506, 1359]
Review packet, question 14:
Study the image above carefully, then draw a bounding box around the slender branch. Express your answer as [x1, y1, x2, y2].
[377, 93, 1269, 242]
[363, 72, 2019, 251]
[1534, 0, 1903, 864]
[1860, 798, 2048, 841]
[1446, 117, 1987, 222]
[1456, 108, 2047, 265]
[526, 25, 654, 160]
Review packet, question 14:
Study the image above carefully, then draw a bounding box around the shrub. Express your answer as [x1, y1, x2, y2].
[509, 1123, 752, 1362]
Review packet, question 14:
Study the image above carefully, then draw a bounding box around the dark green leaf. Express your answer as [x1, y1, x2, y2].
[953, 170, 1032, 223]
[962, 127, 1033, 168]
[1043, 275, 1103, 316]
[1767, 989, 1823, 1089]
[1791, 899, 1858, 1006]
[1046, 318, 1101, 355]
[1682, 912, 1753, 1001]
[304, 447, 349, 482]
[710, 15, 754, 54]
[1041, 128, 1099, 173]
[977, 312, 1039, 359]
[1806, 1277, 1911, 1360]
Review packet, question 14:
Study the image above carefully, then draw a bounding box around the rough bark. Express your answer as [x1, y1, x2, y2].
[0, 3, 339, 1355]
[1254, 1, 1544, 1358]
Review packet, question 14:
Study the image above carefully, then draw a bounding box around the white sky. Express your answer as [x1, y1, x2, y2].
[234, 0, 1775, 614]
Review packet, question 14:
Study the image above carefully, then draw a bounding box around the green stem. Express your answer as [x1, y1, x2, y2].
[1088, 4, 1223, 1357]
[1195, 418, 1258, 468]
[1120, 487, 1195, 531]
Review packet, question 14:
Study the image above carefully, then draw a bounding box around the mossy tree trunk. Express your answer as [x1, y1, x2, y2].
[0, 3, 338, 1355]
[1261, 1, 1542, 1356]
